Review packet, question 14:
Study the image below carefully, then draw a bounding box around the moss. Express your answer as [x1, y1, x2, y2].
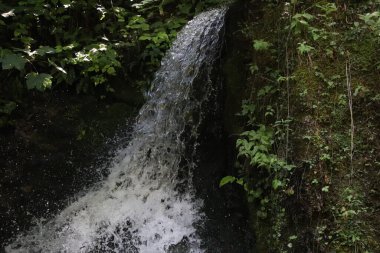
[348, 38, 379, 73]
[232, 1, 380, 252]
[0, 88, 141, 243]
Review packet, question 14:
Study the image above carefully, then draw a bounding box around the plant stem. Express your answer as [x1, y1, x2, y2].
[345, 56, 354, 184]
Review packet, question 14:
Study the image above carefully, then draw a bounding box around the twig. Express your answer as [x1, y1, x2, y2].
[284, 3, 294, 161]
[345, 56, 354, 184]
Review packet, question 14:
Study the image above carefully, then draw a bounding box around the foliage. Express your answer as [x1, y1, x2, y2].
[0, 100, 17, 115]
[221, 124, 294, 190]
[359, 11, 380, 37]
[0, 0, 225, 125]
[221, 103, 295, 250]
[297, 41, 314, 54]
[331, 187, 368, 250]
[226, 0, 380, 252]
[253, 39, 271, 51]
[26, 72, 53, 91]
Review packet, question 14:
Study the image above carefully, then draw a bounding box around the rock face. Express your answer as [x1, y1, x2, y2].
[222, 1, 380, 252]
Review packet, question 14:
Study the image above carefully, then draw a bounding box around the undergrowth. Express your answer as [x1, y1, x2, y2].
[221, 1, 380, 252]
[0, 0, 226, 127]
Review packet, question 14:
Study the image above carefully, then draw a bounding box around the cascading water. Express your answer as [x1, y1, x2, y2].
[5, 8, 226, 253]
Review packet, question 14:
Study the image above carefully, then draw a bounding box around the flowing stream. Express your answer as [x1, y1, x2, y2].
[5, 8, 227, 253]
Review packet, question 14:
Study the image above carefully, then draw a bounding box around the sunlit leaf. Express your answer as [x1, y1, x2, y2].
[26, 73, 53, 91]
[272, 179, 283, 190]
[48, 59, 67, 74]
[219, 176, 236, 187]
[1, 9, 15, 18]
[36, 46, 55, 56]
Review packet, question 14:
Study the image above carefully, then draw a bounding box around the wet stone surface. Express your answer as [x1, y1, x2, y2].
[0, 92, 139, 246]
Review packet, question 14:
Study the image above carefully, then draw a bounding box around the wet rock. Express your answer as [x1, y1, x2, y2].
[167, 236, 190, 253]
[108, 76, 145, 107]
[0, 91, 140, 245]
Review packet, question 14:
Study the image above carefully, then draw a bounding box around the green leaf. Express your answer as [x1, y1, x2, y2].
[26, 73, 53, 91]
[60, 0, 71, 8]
[316, 3, 337, 15]
[253, 39, 271, 51]
[297, 42, 315, 54]
[236, 178, 244, 186]
[128, 16, 150, 30]
[284, 164, 296, 171]
[139, 34, 152, 41]
[157, 32, 169, 40]
[1, 9, 15, 18]
[1, 53, 27, 71]
[322, 186, 330, 192]
[272, 179, 283, 190]
[106, 66, 116, 75]
[249, 188, 262, 198]
[302, 13, 314, 20]
[219, 176, 236, 187]
[249, 64, 259, 74]
[48, 59, 67, 74]
[36, 46, 55, 56]
[0, 101, 17, 115]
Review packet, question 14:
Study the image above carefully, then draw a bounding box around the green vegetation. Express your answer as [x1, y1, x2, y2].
[222, 0, 380, 252]
[0, 0, 229, 244]
[1, 0, 379, 251]
[0, 0, 224, 127]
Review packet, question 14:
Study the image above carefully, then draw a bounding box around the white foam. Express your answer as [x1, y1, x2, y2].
[5, 8, 226, 253]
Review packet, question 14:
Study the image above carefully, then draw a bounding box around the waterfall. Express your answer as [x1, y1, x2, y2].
[5, 7, 226, 253]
